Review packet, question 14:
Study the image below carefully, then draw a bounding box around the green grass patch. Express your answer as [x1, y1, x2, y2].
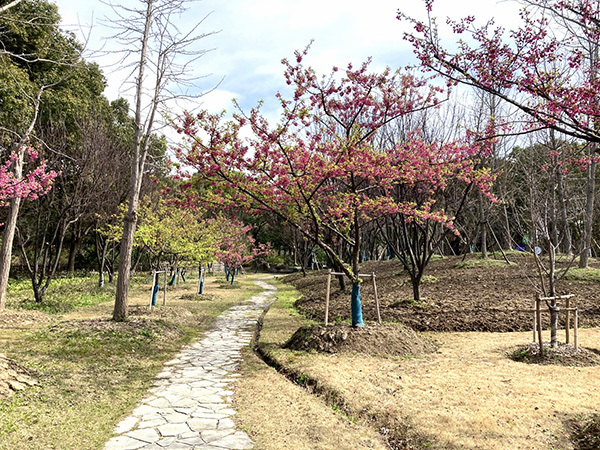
[421, 275, 438, 284]
[564, 267, 600, 283]
[258, 277, 315, 351]
[5, 274, 149, 314]
[455, 258, 515, 269]
[0, 274, 264, 450]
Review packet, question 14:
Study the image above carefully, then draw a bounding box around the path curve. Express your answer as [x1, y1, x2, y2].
[104, 279, 277, 450]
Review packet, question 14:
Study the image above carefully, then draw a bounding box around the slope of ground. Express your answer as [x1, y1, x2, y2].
[288, 254, 600, 332]
[257, 275, 600, 449]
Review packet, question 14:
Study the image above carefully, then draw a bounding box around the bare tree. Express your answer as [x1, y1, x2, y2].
[106, 0, 216, 321]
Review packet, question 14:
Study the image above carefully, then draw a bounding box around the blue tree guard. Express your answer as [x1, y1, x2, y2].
[351, 283, 364, 327]
[198, 266, 204, 294]
[169, 268, 178, 286]
[151, 279, 159, 306]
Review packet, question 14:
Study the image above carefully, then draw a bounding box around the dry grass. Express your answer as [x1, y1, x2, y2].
[235, 277, 387, 449]
[235, 347, 387, 449]
[259, 278, 600, 449]
[276, 328, 600, 449]
[0, 272, 262, 450]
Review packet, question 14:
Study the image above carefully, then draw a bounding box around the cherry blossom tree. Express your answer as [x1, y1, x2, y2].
[176, 51, 494, 326]
[216, 219, 271, 285]
[0, 147, 56, 309]
[400, 0, 600, 268]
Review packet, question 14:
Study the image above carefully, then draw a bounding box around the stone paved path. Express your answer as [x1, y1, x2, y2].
[104, 279, 277, 450]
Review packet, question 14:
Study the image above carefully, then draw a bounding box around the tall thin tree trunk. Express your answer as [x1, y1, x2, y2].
[112, 0, 155, 321]
[579, 157, 596, 268]
[503, 204, 512, 250]
[113, 211, 138, 320]
[0, 196, 22, 309]
[557, 168, 571, 255]
[479, 192, 487, 258]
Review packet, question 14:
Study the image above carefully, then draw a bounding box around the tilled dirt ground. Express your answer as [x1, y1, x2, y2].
[287, 254, 600, 332]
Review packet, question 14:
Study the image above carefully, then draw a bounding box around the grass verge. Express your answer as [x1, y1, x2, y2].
[235, 276, 387, 449]
[247, 277, 424, 448]
[253, 277, 600, 449]
[0, 272, 262, 450]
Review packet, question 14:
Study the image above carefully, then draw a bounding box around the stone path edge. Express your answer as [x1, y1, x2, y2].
[103, 278, 278, 450]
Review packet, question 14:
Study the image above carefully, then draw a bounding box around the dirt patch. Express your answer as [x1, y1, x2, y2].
[177, 293, 218, 301]
[0, 310, 53, 329]
[567, 413, 600, 450]
[0, 353, 37, 397]
[128, 305, 194, 319]
[287, 255, 600, 332]
[284, 323, 436, 356]
[46, 316, 185, 341]
[509, 342, 600, 367]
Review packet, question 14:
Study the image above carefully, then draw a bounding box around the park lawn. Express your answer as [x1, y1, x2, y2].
[0, 271, 263, 450]
[234, 277, 388, 449]
[256, 277, 600, 449]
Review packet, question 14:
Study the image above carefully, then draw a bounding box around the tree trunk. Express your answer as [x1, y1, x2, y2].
[33, 281, 44, 304]
[113, 210, 138, 321]
[411, 274, 422, 302]
[350, 283, 364, 327]
[503, 204, 512, 250]
[556, 168, 572, 255]
[548, 242, 559, 348]
[579, 157, 596, 268]
[479, 192, 488, 258]
[0, 196, 22, 310]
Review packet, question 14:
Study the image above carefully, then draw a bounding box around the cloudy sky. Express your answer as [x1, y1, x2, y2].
[53, 0, 521, 119]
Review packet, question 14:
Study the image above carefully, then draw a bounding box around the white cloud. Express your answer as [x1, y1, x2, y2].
[53, 0, 525, 122]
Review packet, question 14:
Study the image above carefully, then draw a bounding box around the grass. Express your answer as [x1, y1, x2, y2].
[5, 274, 148, 314]
[564, 266, 600, 283]
[234, 276, 387, 449]
[455, 257, 515, 269]
[0, 272, 263, 450]
[256, 277, 600, 449]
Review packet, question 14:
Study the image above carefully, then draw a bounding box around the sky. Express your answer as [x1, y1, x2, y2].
[53, 0, 522, 123]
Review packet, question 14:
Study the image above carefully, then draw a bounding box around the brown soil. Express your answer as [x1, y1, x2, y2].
[284, 323, 437, 356]
[0, 353, 37, 397]
[0, 310, 53, 329]
[287, 255, 600, 332]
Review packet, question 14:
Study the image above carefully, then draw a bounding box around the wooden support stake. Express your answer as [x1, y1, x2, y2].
[565, 296, 570, 344]
[325, 270, 332, 326]
[532, 297, 537, 343]
[574, 307, 579, 350]
[372, 272, 382, 325]
[536, 297, 543, 355]
[163, 271, 167, 306]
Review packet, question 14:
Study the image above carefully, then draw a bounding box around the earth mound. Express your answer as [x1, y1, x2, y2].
[0, 310, 52, 329]
[0, 354, 37, 397]
[510, 342, 600, 367]
[284, 323, 437, 356]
